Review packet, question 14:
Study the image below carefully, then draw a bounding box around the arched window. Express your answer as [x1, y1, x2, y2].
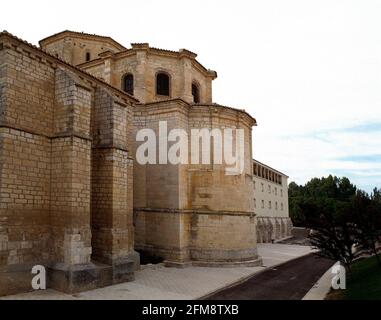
[156, 72, 170, 96]
[86, 52, 91, 62]
[192, 82, 200, 103]
[123, 73, 134, 95]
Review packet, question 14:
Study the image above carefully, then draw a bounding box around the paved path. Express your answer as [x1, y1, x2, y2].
[205, 253, 335, 300]
[303, 262, 339, 300]
[1, 244, 313, 300]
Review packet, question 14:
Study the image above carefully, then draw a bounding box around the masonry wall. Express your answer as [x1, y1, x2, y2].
[133, 101, 188, 210]
[133, 100, 260, 266]
[42, 37, 123, 66]
[0, 44, 55, 272]
[133, 100, 187, 262]
[186, 105, 258, 263]
[91, 87, 136, 266]
[0, 42, 56, 295]
[50, 68, 93, 266]
[0, 128, 51, 265]
[82, 51, 214, 104]
[134, 211, 189, 262]
[189, 214, 257, 263]
[187, 106, 255, 213]
[0, 35, 138, 295]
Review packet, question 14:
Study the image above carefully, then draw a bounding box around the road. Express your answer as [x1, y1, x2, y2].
[205, 253, 335, 300]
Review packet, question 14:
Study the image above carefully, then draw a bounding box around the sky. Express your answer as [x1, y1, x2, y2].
[2, 0, 381, 193]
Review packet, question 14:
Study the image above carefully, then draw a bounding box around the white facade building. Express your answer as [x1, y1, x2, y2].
[253, 159, 293, 243]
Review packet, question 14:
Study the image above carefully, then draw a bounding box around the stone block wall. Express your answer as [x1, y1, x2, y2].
[0, 43, 55, 278]
[90, 87, 135, 266]
[50, 68, 93, 266]
[40, 34, 124, 66]
[189, 213, 258, 265]
[0, 33, 138, 296]
[133, 99, 261, 266]
[134, 210, 188, 262]
[82, 46, 215, 104]
[0, 128, 51, 266]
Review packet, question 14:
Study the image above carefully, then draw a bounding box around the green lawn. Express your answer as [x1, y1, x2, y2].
[327, 255, 381, 300]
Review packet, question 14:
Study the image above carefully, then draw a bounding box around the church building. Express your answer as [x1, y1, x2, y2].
[0, 30, 291, 296]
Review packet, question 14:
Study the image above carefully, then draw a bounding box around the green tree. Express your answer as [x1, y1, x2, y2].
[288, 182, 305, 227]
[288, 176, 356, 226]
[303, 196, 359, 270]
[353, 189, 381, 266]
[288, 176, 381, 269]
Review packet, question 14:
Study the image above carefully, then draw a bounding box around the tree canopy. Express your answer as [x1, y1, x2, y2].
[288, 176, 381, 268]
[289, 175, 357, 227]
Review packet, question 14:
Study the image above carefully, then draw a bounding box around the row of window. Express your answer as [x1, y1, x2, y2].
[254, 181, 283, 197]
[254, 199, 284, 211]
[253, 163, 282, 185]
[122, 72, 201, 103]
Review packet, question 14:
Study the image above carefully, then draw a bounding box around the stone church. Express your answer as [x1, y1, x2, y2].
[0, 30, 291, 296]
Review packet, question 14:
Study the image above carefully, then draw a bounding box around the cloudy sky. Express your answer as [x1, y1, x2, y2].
[2, 0, 381, 192]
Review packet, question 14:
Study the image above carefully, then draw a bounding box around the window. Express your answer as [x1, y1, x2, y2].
[86, 52, 91, 62]
[275, 187, 278, 196]
[268, 201, 272, 209]
[156, 72, 170, 96]
[253, 181, 256, 190]
[268, 185, 271, 194]
[254, 198, 257, 208]
[122, 73, 134, 95]
[281, 203, 284, 211]
[281, 189, 283, 197]
[192, 82, 200, 103]
[261, 200, 265, 209]
[261, 183, 264, 192]
[275, 202, 278, 210]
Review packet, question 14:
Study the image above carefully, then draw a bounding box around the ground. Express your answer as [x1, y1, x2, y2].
[1, 244, 313, 300]
[278, 234, 311, 246]
[205, 254, 334, 300]
[326, 255, 381, 300]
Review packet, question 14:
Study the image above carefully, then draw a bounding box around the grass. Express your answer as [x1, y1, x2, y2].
[327, 255, 381, 300]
